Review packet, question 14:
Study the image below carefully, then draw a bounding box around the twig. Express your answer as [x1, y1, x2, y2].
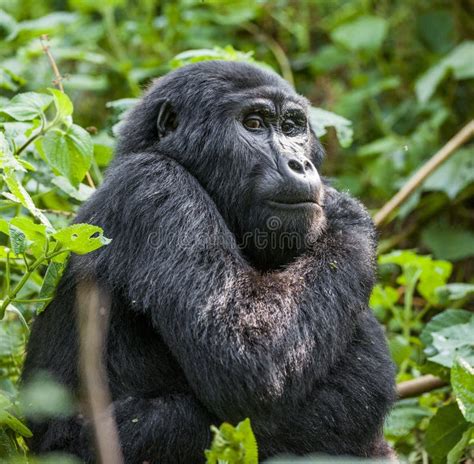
[40, 35, 64, 92]
[374, 120, 474, 226]
[77, 282, 123, 464]
[397, 375, 447, 398]
[39, 35, 96, 189]
[85, 172, 96, 188]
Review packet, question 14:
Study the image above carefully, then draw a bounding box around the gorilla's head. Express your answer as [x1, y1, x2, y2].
[118, 61, 326, 270]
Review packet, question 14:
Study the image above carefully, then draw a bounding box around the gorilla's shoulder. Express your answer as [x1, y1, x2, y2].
[323, 185, 375, 237]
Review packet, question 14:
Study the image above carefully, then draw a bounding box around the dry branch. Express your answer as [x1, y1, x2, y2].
[77, 282, 124, 464]
[397, 375, 447, 399]
[374, 120, 474, 227]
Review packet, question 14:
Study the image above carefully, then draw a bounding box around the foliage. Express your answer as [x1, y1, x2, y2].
[205, 418, 258, 464]
[0, 0, 473, 463]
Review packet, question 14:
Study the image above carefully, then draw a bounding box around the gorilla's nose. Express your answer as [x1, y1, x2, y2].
[278, 156, 322, 202]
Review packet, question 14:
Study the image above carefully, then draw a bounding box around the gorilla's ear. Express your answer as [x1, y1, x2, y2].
[156, 99, 178, 139]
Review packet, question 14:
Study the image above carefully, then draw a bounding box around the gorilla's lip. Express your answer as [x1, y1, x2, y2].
[266, 200, 320, 210]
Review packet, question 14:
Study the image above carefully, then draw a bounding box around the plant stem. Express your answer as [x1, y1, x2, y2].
[0, 255, 45, 318]
[13, 297, 53, 303]
[0, 249, 69, 318]
[15, 129, 44, 156]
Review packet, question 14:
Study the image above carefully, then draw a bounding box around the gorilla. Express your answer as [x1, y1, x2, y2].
[22, 61, 395, 463]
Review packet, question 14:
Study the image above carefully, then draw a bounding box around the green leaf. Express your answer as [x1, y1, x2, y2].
[94, 143, 114, 167]
[0, 131, 25, 172]
[379, 251, 452, 304]
[310, 45, 349, 73]
[52, 176, 95, 202]
[37, 261, 66, 314]
[417, 10, 456, 54]
[10, 216, 47, 258]
[384, 400, 432, 438]
[205, 418, 258, 464]
[416, 41, 474, 103]
[331, 16, 388, 52]
[49, 88, 73, 123]
[425, 403, 469, 464]
[389, 335, 413, 367]
[423, 148, 474, 199]
[0, 92, 53, 121]
[7, 223, 27, 255]
[309, 107, 353, 147]
[452, 358, 474, 423]
[2, 167, 53, 229]
[0, 393, 32, 438]
[436, 284, 474, 305]
[425, 314, 474, 368]
[370, 284, 399, 310]
[38, 124, 93, 187]
[421, 309, 473, 348]
[447, 426, 474, 464]
[53, 224, 111, 254]
[422, 221, 474, 262]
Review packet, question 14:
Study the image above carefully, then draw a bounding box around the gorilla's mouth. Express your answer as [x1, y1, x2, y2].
[266, 200, 321, 210]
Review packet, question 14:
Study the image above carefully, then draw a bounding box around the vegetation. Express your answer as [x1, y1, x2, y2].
[0, 0, 473, 462]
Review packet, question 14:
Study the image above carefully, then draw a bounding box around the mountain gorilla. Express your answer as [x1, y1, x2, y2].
[22, 61, 395, 462]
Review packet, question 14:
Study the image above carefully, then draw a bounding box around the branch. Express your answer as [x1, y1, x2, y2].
[39, 35, 96, 189]
[374, 120, 474, 227]
[397, 375, 447, 399]
[40, 35, 64, 92]
[77, 282, 123, 464]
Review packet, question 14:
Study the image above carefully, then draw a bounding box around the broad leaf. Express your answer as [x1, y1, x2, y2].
[53, 224, 111, 254]
[424, 314, 474, 368]
[384, 400, 432, 438]
[309, 107, 353, 147]
[9, 216, 47, 258]
[436, 283, 474, 305]
[2, 168, 53, 229]
[39, 124, 93, 187]
[425, 403, 469, 464]
[416, 41, 474, 103]
[423, 148, 474, 199]
[49, 87, 73, 123]
[447, 426, 474, 464]
[422, 221, 474, 262]
[0, 92, 52, 121]
[37, 261, 66, 314]
[331, 16, 388, 52]
[452, 358, 474, 423]
[7, 223, 27, 255]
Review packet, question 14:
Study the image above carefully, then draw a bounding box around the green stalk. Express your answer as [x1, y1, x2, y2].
[0, 249, 68, 318]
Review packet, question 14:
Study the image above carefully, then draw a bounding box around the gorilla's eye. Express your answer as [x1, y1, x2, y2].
[243, 116, 264, 131]
[282, 120, 297, 135]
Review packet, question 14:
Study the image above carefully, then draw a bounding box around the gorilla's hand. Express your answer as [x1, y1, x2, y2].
[76, 153, 376, 421]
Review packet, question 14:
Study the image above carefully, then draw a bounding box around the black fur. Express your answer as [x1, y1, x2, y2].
[22, 61, 395, 463]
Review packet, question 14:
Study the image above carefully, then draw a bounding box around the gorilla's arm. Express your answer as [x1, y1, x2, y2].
[78, 152, 376, 420]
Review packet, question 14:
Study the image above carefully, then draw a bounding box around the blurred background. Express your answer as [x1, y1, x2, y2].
[0, 1, 473, 463]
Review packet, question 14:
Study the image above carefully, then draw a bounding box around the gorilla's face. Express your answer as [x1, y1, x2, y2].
[119, 61, 326, 270]
[223, 88, 326, 269]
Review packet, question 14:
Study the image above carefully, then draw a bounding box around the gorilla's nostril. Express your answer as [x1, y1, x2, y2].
[288, 159, 304, 173]
[304, 160, 313, 171]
